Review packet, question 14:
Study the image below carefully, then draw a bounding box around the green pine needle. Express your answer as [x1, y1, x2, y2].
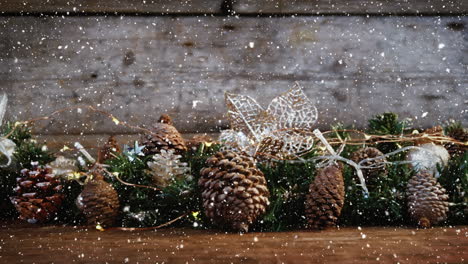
[0, 122, 53, 219]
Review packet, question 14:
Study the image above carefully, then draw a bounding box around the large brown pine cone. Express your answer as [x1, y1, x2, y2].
[350, 147, 387, 182]
[305, 165, 345, 229]
[141, 114, 187, 156]
[10, 163, 64, 223]
[198, 151, 270, 232]
[407, 170, 449, 228]
[76, 171, 120, 227]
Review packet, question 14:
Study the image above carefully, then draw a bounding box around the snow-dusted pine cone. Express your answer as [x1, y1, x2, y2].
[10, 163, 64, 223]
[350, 147, 387, 182]
[407, 170, 449, 228]
[305, 165, 345, 229]
[76, 171, 120, 227]
[198, 151, 270, 232]
[141, 114, 187, 156]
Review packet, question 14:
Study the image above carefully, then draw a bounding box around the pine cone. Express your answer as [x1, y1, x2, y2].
[141, 114, 187, 156]
[305, 165, 345, 229]
[445, 127, 467, 156]
[76, 171, 119, 227]
[407, 170, 449, 228]
[147, 149, 190, 187]
[198, 151, 270, 232]
[98, 136, 120, 163]
[350, 147, 387, 182]
[10, 163, 64, 223]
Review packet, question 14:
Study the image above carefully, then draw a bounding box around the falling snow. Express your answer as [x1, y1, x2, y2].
[0, 1, 466, 263]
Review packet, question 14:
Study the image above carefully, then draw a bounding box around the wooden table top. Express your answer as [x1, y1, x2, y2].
[1, 222, 466, 263]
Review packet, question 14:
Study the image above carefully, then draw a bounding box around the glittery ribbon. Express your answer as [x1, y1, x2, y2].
[0, 137, 16, 167]
[312, 129, 369, 196]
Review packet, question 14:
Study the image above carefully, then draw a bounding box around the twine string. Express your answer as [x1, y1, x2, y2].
[1, 104, 465, 196]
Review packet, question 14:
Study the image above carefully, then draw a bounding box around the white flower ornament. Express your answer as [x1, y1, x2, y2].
[0, 94, 16, 167]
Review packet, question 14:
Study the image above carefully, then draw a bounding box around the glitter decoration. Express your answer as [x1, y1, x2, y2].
[146, 149, 191, 187]
[48, 155, 79, 179]
[0, 94, 16, 167]
[220, 83, 317, 159]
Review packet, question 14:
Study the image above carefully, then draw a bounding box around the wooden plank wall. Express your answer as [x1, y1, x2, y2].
[0, 0, 226, 15]
[233, 0, 468, 15]
[1, 0, 467, 15]
[0, 1, 467, 138]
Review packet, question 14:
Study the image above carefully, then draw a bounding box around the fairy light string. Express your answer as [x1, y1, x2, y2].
[1, 104, 464, 152]
[0, 104, 465, 197]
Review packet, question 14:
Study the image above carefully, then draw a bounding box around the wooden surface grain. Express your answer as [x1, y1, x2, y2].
[1, 0, 467, 15]
[0, 224, 467, 263]
[233, 0, 468, 15]
[0, 0, 226, 14]
[0, 16, 467, 134]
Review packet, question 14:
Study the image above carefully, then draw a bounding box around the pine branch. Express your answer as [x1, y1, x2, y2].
[0, 122, 53, 218]
[103, 143, 219, 228]
[438, 152, 468, 225]
[368, 112, 413, 153]
[257, 158, 316, 231]
[340, 164, 412, 226]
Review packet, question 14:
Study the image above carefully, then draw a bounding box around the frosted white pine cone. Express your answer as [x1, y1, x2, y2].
[147, 149, 191, 187]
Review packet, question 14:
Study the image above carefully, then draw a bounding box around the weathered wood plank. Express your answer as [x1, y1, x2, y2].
[0, 0, 224, 14]
[233, 0, 468, 15]
[1, 226, 467, 263]
[0, 16, 466, 134]
[1, 0, 467, 15]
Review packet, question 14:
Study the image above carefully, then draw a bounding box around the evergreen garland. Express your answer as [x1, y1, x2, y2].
[340, 162, 413, 226]
[438, 152, 468, 225]
[335, 115, 414, 226]
[256, 157, 316, 231]
[0, 122, 53, 218]
[0, 114, 466, 229]
[103, 143, 219, 228]
[1, 122, 54, 168]
[368, 112, 413, 153]
[105, 152, 161, 227]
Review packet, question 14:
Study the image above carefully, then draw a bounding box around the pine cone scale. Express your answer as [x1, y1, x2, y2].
[141, 115, 187, 156]
[199, 151, 270, 232]
[76, 171, 120, 227]
[305, 165, 345, 229]
[10, 164, 64, 223]
[406, 170, 449, 227]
